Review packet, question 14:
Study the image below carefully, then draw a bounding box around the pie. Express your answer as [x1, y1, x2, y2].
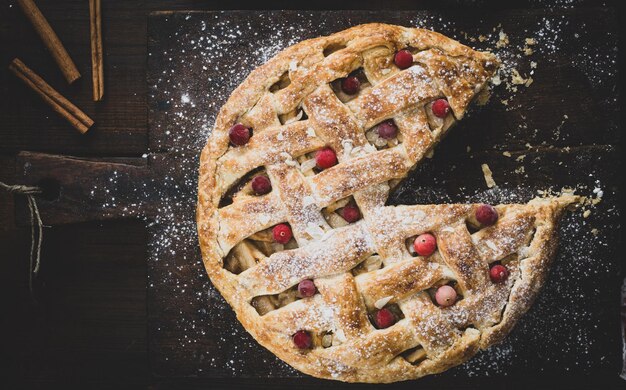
[196, 23, 579, 382]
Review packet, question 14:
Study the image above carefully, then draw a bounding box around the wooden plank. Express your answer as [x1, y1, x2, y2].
[0, 220, 149, 386]
[13, 151, 199, 226]
[14, 151, 150, 225]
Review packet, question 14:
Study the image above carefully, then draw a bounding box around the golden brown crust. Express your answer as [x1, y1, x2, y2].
[197, 23, 575, 382]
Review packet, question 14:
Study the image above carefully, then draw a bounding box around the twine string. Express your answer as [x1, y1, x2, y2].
[1, 181, 43, 302]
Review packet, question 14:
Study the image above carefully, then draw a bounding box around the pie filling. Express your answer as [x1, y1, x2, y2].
[401, 346, 428, 365]
[218, 166, 266, 208]
[270, 70, 292, 93]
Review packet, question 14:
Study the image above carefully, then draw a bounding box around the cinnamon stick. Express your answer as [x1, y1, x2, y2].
[16, 0, 81, 84]
[9, 58, 93, 134]
[89, 0, 103, 101]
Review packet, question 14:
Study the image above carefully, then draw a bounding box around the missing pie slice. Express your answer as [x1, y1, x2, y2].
[197, 23, 578, 382]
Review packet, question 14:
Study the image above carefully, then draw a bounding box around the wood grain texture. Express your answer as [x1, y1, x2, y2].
[0, 2, 623, 389]
[14, 151, 150, 224]
[0, 221, 149, 386]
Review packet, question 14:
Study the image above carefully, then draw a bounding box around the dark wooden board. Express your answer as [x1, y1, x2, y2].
[5, 6, 622, 388]
[145, 9, 622, 383]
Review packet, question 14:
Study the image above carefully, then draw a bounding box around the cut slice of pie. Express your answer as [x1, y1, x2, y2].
[197, 23, 578, 382]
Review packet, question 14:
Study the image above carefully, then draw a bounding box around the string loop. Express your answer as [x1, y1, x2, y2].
[1, 181, 43, 303]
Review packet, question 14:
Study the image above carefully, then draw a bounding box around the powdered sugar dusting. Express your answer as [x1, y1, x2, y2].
[89, 9, 619, 380]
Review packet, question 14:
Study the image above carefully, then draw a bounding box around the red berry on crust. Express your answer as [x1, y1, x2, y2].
[489, 264, 509, 283]
[374, 308, 396, 329]
[413, 233, 437, 256]
[293, 330, 312, 349]
[431, 99, 451, 118]
[376, 120, 398, 139]
[228, 123, 251, 146]
[272, 223, 293, 244]
[297, 280, 316, 298]
[251, 175, 272, 195]
[394, 49, 413, 69]
[476, 204, 499, 226]
[315, 147, 338, 170]
[435, 285, 457, 307]
[340, 205, 361, 223]
[341, 76, 360, 95]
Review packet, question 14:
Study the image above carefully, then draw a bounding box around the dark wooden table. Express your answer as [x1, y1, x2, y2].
[1, 1, 623, 388]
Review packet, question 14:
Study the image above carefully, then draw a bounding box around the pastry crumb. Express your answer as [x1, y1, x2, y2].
[511, 69, 528, 85]
[481, 163, 496, 188]
[496, 30, 509, 48]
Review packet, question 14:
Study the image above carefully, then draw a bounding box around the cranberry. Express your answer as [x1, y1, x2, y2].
[374, 308, 396, 329]
[489, 264, 509, 283]
[228, 123, 251, 146]
[435, 285, 457, 307]
[315, 147, 338, 170]
[341, 76, 360, 95]
[476, 204, 498, 226]
[297, 279, 316, 298]
[394, 49, 413, 69]
[272, 224, 292, 244]
[251, 175, 271, 195]
[293, 330, 312, 349]
[340, 205, 361, 223]
[376, 120, 398, 139]
[431, 99, 451, 118]
[413, 233, 437, 256]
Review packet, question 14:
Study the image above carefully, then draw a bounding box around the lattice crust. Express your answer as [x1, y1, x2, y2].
[197, 24, 576, 382]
